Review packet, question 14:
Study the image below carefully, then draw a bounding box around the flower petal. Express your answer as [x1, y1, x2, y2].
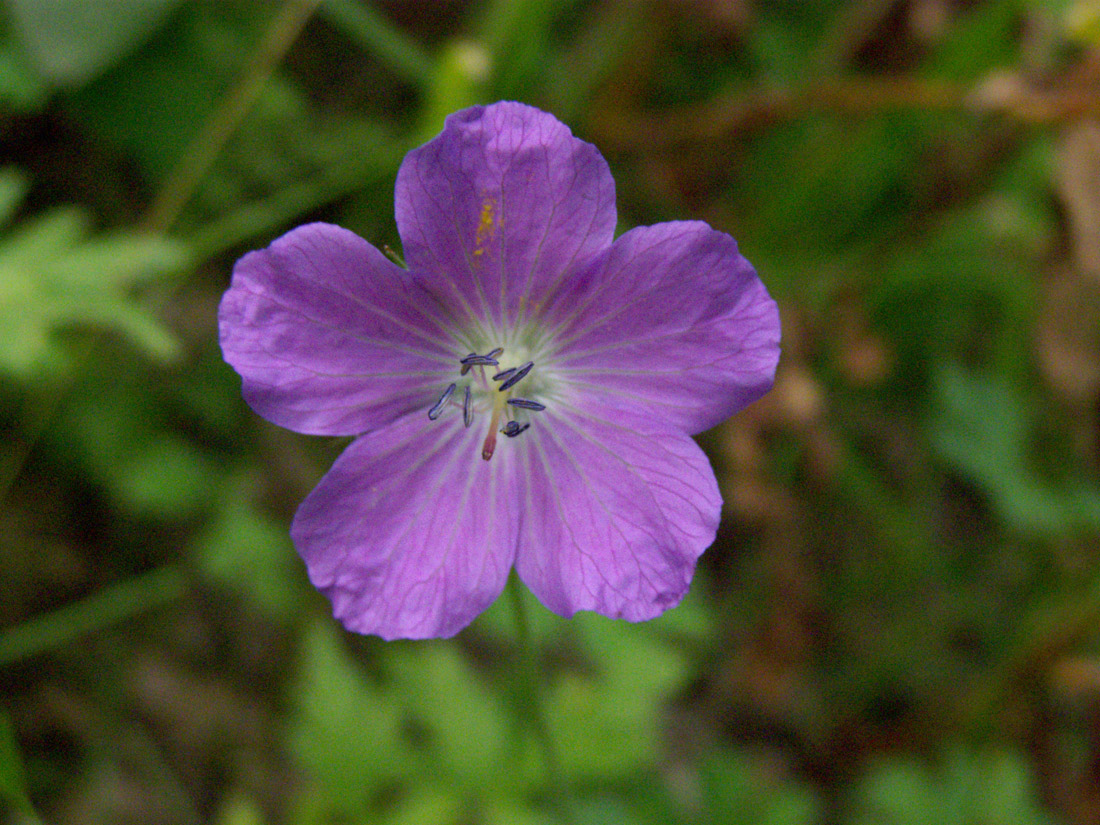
[219, 223, 463, 436]
[539, 221, 780, 434]
[291, 412, 521, 640]
[512, 406, 720, 621]
[395, 102, 616, 331]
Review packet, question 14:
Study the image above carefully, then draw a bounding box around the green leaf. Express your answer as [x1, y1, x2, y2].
[932, 365, 1029, 484]
[113, 436, 221, 518]
[386, 643, 510, 794]
[0, 186, 188, 379]
[416, 40, 492, 144]
[737, 113, 939, 258]
[210, 792, 266, 825]
[0, 206, 89, 265]
[481, 798, 556, 825]
[474, 582, 710, 787]
[548, 613, 694, 782]
[376, 788, 463, 825]
[545, 1, 646, 122]
[851, 747, 1058, 825]
[63, 4, 268, 177]
[872, 209, 1036, 396]
[5, 0, 181, 88]
[49, 233, 189, 288]
[0, 567, 186, 667]
[571, 797, 643, 825]
[700, 749, 820, 825]
[195, 475, 303, 622]
[0, 28, 47, 110]
[476, 0, 578, 103]
[287, 622, 414, 819]
[931, 364, 1100, 533]
[187, 115, 405, 259]
[924, 0, 1024, 82]
[53, 364, 224, 518]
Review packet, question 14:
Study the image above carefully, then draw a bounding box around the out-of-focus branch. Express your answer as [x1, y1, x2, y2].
[591, 76, 1100, 150]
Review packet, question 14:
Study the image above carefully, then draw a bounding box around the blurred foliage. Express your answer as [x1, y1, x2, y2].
[850, 748, 1057, 825]
[6, 0, 181, 89]
[0, 710, 33, 819]
[2, 0, 1100, 824]
[0, 166, 187, 379]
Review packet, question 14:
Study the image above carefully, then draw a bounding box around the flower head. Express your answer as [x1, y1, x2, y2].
[218, 102, 780, 640]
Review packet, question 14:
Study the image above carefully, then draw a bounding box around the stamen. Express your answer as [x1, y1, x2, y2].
[497, 361, 534, 391]
[463, 385, 472, 428]
[506, 398, 546, 411]
[427, 383, 456, 420]
[502, 421, 530, 438]
[492, 367, 516, 382]
[485, 347, 504, 360]
[460, 352, 476, 375]
[460, 354, 500, 367]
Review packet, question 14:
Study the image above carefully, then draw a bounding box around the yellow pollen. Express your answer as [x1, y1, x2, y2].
[473, 199, 495, 258]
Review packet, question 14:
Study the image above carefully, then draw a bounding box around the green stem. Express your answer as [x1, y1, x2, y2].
[142, 0, 323, 233]
[0, 566, 187, 667]
[0, 368, 79, 519]
[185, 132, 406, 261]
[507, 576, 576, 824]
[320, 0, 434, 88]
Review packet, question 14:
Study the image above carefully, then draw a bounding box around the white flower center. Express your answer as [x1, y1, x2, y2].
[426, 342, 549, 461]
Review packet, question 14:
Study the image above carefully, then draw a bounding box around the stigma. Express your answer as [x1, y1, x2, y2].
[426, 346, 546, 461]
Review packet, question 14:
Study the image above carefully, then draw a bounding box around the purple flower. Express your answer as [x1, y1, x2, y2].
[218, 102, 780, 640]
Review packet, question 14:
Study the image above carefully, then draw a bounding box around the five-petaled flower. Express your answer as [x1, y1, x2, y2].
[218, 102, 780, 640]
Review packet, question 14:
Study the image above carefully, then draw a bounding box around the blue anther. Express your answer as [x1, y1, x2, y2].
[506, 398, 546, 411]
[427, 383, 456, 420]
[497, 361, 533, 391]
[460, 354, 500, 368]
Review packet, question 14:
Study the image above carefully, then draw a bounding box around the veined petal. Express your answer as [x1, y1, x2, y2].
[538, 222, 780, 434]
[395, 102, 616, 330]
[513, 406, 720, 621]
[219, 223, 462, 436]
[291, 412, 521, 640]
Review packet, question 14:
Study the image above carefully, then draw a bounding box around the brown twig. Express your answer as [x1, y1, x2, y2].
[592, 77, 1100, 150]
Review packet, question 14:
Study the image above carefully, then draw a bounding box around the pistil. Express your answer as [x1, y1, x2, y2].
[481, 400, 503, 460]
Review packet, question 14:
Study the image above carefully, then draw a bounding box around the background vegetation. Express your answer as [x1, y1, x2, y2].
[2, 0, 1100, 822]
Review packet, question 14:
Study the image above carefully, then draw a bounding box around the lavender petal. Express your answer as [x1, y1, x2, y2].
[291, 413, 521, 640]
[513, 408, 720, 621]
[219, 223, 456, 436]
[540, 222, 780, 435]
[394, 102, 617, 328]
